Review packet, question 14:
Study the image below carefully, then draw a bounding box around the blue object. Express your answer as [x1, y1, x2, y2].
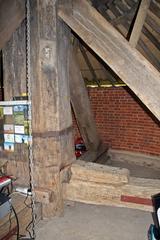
[148, 224, 159, 240]
[0, 193, 11, 219]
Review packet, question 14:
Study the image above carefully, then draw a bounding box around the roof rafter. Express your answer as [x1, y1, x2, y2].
[129, 0, 151, 47]
[58, 0, 160, 120]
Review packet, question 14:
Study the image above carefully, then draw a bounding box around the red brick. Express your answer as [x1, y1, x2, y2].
[72, 86, 160, 156]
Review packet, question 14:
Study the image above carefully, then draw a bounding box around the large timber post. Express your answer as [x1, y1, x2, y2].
[30, 0, 75, 217]
[69, 48, 107, 162]
[3, 20, 26, 100]
[2, 20, 30, 185]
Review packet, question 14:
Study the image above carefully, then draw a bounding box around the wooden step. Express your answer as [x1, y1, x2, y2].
[71, 160, 130, 185]
[63, 160, 160, 211]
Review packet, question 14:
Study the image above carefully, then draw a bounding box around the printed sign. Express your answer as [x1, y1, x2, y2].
[3, 107, 13, 115]
[4, 134, 14, 143]
[4, 124, 14, 134]
[15, 135, 28, 144]
[14, 125, 25, 134]
[4, 142, 14, 152]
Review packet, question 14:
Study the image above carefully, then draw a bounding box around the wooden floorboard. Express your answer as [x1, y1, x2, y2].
[0, 193, 41, 239]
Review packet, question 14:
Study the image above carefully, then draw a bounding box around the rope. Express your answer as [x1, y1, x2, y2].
[26, 0, 36, 239]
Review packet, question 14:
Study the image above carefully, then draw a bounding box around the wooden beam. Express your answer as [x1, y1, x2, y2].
[145, 14, 160, 34]
[30, 0, 75, 217]
[2, 21, 30, 188]
[63, 160, 160, 211]
[71, 160, 129, 185]
[3, 20, 27, 100]
[2, 0, 75, 218]
[63, 178, 157, 211]
[103, 3, 160, 72]
[92, 0, 112, 21]
[115, 0, 130, 13]
[142, 26, 160, 52]
[0, 52, 3, 100]
[110, 4, 138, 26]
[69, 46, 107, 161]
[0, 0, 25, 50]
[129, 0, 151, 47]
[149, 0, 160, 18]
[138, 38, 160, 70]
[58, 0, 160, 121]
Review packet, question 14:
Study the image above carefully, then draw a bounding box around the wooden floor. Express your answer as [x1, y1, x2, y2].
[0, 193, 41, 240]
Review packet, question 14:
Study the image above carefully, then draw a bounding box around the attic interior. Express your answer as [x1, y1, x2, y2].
[0, 0, 160, 239]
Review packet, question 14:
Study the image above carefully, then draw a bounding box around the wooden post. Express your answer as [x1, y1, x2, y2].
[69, 46, 107, 162]
[30, 0, 75, 217]
[2, 20, 30, 186]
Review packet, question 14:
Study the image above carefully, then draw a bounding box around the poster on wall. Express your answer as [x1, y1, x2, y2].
[15, 134, 29, 144]
[13, 105, 28, 124]
[14, 125, 25, 134]
[3, 107, 13, 115]
[4, 124, 14, 134]
[4, 134, 14, 143]
[14, 107, 25, 124]
[0, 100, 30, 152]
[4, 142, 14, 152]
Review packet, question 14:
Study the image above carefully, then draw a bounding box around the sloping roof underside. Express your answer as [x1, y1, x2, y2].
[76, 0, 160, 87]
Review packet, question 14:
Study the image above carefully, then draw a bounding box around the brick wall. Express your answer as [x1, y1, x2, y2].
[73, 86, 160, 156]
